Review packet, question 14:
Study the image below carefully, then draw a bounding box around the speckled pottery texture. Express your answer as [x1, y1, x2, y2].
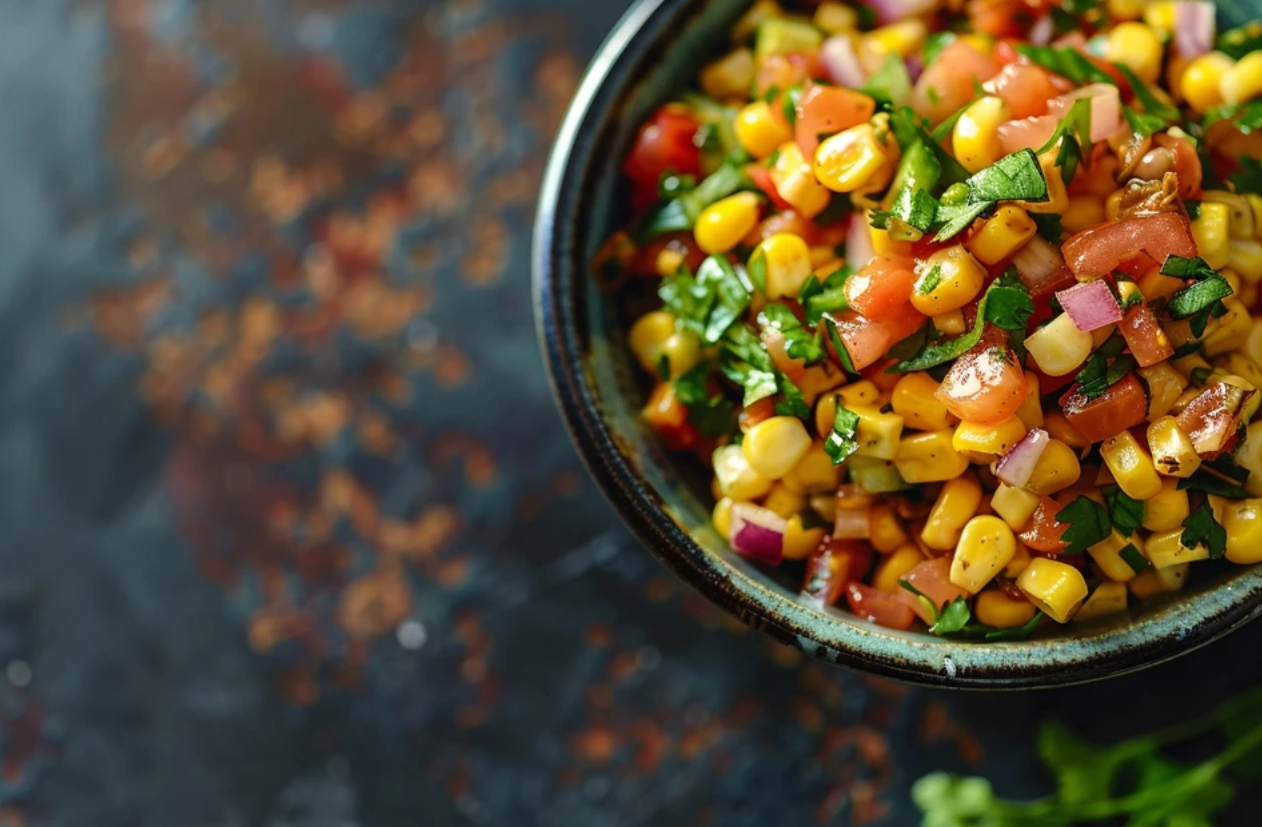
[537, 0, 1262, 688]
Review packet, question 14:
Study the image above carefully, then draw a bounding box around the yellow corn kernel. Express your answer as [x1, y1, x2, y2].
[967, 205, 1037, 265]
[1142, 2, 1175, 32]
[1004, 542, 1033, 579]
[1248, 319, 1262, 368]
[810, 245, 839, 270]
[1203, 299, 1253, 358]
[849, 406, 905, 461]
[1141, 478, 1191, 533]
[1043, 411, 1089, 453]
[815, 124, 890, 193]
[1204, 190, 1257, 239]
[1140, 363, 1190, 421]
[771, 141, 831, 218]
[1106, 0, 1143, 20]
[629, 311, 677, 372]
[1025, 314, 1093, 377]
[910, 245, 987, 316]
[1091, 324, 1118, 352]
[732, 0, 783, 43]
[975, 589, 1038, 628]
[1026, 439, 1082, 496]
[814, 1, 858, 34]
[1117, 280, 1143, 307]
[712, 497, 734, 540]
[950, 516, 1017, 594]
[873, 544, 926, 593]
[783, 514, 827, 561]
[814, 384, 881, 439]
[1018, 558, 1089, 623]
[1015, 371, 1044, 430]
[991, 483, 1040, 532]
[952, 96, 1010, 174]
[952, 416, 1028, 459]
[1222, 499, 1262, 563]
[797, 361, 846, 406]
[892, 373, 951, 432]
[755, 232, 813, 299]
[1133, 563, 1190, 598]
[734, 101, 794, 159]
[1019, 148, 1069, 214]
[763, 483, 807, 519]
[1075, 582, 1129, 622]
[1219, 373, 1262, 422]
[1230, 239, 1262, 285]
[695, 192, 761, 255]
[921, 474, 983, 552]
[655, 247, 687, 280]
[1172, 351, 1213, 382]
[701, 48, 756, 101]
[1107, 22, 1164, 84]
[896, 430, 971, 484]
[932, 310, 967, 336]
[869, 503, 910, 553]
[1061, 196, 1106, 235]
[1137, 267, 1185, 302]
[660, 331, 703, 378]
[1100, 431, 1163, 501]
[1248, 192, 1262, 237]
[714, 444, 774, 501]
[1088, 531, 1145, 584]
[1145, 528, 1210, 569]
[782, 441, 840, 494]
[809, 493, 837, 523]
[1192, 201, 1231, 270]
[863, 20, 927, 61]
[1222, 51, 1262, 105]
[743, 417, 813, 480]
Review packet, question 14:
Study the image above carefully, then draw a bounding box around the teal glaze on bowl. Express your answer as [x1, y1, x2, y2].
[534, 0, 1262, 688]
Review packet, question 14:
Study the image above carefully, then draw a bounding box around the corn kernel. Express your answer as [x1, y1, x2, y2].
[1204, 190, 1256, 239]
[922, 474, 983, 551]
[1018, 558, 1089, 623]
[1019, 148, 1069, 214]
[1140, 363, 1190, 420]
[967, 205, 1037, 265]
[713, 497, 734, 540]
[732, 0, 784, 43]
[975, 589, 1037, 628]
[1223, 499, 1262, 564]
[1088, 531, 1145, 583]
[1229, 240, 1262, 286]
[1106, 0, 1143, 20]
[1145, 528, 1210, 569]
[950, 516, 1017, 593]
[1141, 1, 1174, 30]
[1025, 313, 1094, 377]
[991, 483, 1040, 531]
[696, 192, 761, 255]
[809, 493, 837, 523]
[797, 361, 847, 407]
[814, 1, 858, 34]
[863, 20, 927, 62]
[661, 331, 703, 378]
[932, 310, 967, 336]
[815, 383, 881, 439]
[910, 245, 987, 316]
[756, 232, 814, 299]
[655, 248, 685, 278]
[783, 514, 827, 561]
[763, 483, 807, 519]
[869, 503, 910, 553]
[1026, 439, 1082, 496]
[953, 96, 1010, 174]
[815, 124, 890, 193]
[1192, 201, 1232, 270]
[1061, 196, 1106, 235]
[1004, 542, 1033, 579]
[1141, 478, 1191, 533]
[873, 544, 925, 593]
[782, 441, 841, 494]
[892, 373, 951, 431]
[952, 417, 1028, 461]
[1219, 373, 1262, 422]
[629, 311, 677, 373]
[771, 141, 831, 218]
[734, 101, 794, 159]
[701, 48, 756, 101]
[1015, 371, 1045, 430]
[743, 417, 813, 480]
[896, 430, 971, 484]
[1137, 267, 1185, 302]
[1203, 299, 1253, 357]
[1130, 563, 1190, 598]
[1107, 22, 1164, 84]
[1042, 412, 1089, 454]
[848, 406, 904, 461]
[1075, 582, 1129, 622]
[714, 444, 775, 501]
[1222, 51, 1262, 105]
[1100, 430, 1163, 501]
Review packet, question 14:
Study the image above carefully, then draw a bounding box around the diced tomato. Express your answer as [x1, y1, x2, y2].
[895, 557, 969, 624]
[1059, 373, 1149, 442]
[826, 307, 926, 372]
[912, 41, 1000, 124]
[1019, 497, 1069, 553]
[998, 115, 1059, 156]
[1119, 303, 1175, 368]
[983, 63, 1061, 119]
[846, 583, 917, 630]
[755, 54, 816, 100]
[643, 383, 701, 451]
[623, 107, 703, 209]
[993, 40, 1020, 68]
[844, 255, 919, 321]
[969, 0, 1025, 38]
[748, 209, 818, 247]
[630, 233, 706, 278]
[1061, 213, 1197, 278]
[802, 538, 873, 607]
[762, 326, 808, 382]
[795, 84, 877, 159]
[1175, 383, 1255, 458]
[1034, 365, 1079, 397]
[935, 340, 1027, 426]
[1155, 133, 1204, 200]
[747, 165, 794, 212]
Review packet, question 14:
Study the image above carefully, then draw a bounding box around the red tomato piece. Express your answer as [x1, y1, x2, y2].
[1119, 303, 1175, 368]
[1155, 133, 1204, 200]
[983, 62, 1062, 119]
[1061, 213, 1198, 278]
[826, 307, 926, 372]
[623, 107, 703, 209]
[844, 255, 919, 321]
[747, 165, 794, 212]
[795, 84, 877, 158]
[747, 209, 819, 247]
[912, 41, 1000, 124]
[935, 341, 1027, 426]
[997, 115, 1059, 156]
[895, 557, 969, 624]
[802, 538, 873, 608]
[1019, 497, 1069, 553]
[1059, 373, 1149, 443]
[762, 326, 808, 382]
[629, 233, 706, 278]
[1175, 383, 1255, 458]
[643, 383, 701, 451]
[846, 583, 916, 630]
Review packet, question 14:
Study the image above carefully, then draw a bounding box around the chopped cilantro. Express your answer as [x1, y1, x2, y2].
[1191, 366, 1213, 386]
[1113, 64, 1181, 125]
[824, 402, 861, 466]
[746, 247, 767, 293]
[822, 314, 857, 374]
[1103, 485, 1144, 539]
[862, 53, 912, 107]
[1231, 157, 1262, 195]
[1059, 496, 1111, 555]
[654, 352, 671, 381]
[1124, 106, 1167, 139]
[933, 150, 1049, 242]
[1032, 213, 1063, 243]
[1016, 45, 1117, 87]
[1182, 499, 1228, 560]
[1168, 275, 1235, 322]
[930, 597, 973, 635]
[917, 265, 943, 296]
[1185, 200, 1203, 221]
[890, 106, 969, 186]
[799, 265, 854, 325]
[1038, 97, 1092, 186]
[673, 363, 736, 438]
[892, 273, 1033, 373]
[1218, 21, 1262, 60]
[759, 303, 825, 365]
[1179, 459, 1252, 500]
[1119, 543, 1149, 574]
[781, 84, 803, 128]
[1076, 352, 1136, 401]
[657, 171, 696, 200]
[1160, 255, 1218, 280]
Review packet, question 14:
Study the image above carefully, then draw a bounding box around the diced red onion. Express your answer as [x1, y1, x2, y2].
[995, 428, 1050, 489]
[730, 503, 786, 565]
[1049, 84, 1122, 143]
[1013, 235, 1072, 298]
[1174, 2, 1215, 59]
[1055, 280, 1123, 332]
[847, 213, 876, 270]
[833, 508, 872, 540]
[1030, 14, 1055, 46]
[821, 35, 867, 89]
[905, 55, 924, 83]
[865, 0, 938, 25]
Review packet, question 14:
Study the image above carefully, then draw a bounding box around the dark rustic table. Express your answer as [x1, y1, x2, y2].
[1, 1, 1259, 825]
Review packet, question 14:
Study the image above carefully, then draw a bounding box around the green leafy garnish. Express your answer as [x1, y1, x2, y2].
[799, 265, 854, 325]
[673, 363, 736, 438]
[1119, 543, 1149, 574]
[1016, 45, 1117, 87]
[1124, 106, 1167, 139]
[892, 274, 1033, 372]
[759, 303, 824, 365]
[822, 314, 857, 375]
[1218, 21, 1262, 60]
[1038, 97, 1092, 186]
[1179, 458, 1252, 500]
[662, 255, 752, 344]
[1191, 365, 1213, 386]
[1168, 275, 1235, 323]
[933, 150, 1049, 241]
[781, 84, 803, 128]
[1182, 499, 1228, 560]
[1032, 213, 1063, 243]
[922, 31, 955, 66]
[862, 53, 912, 107]
[1113, 63, 1181, 125]
[930, 597, 973, 636]
[890, 107, 969, 186]
[1160, 255, 1218, 281]
[1103, 485, 1144, 539]
[638, 163, 753, 241]
[654, 352, 671, 381]
[917, 265, 942, 296]
[718, 324, 780, 407]
[824, 402, 861, 466]
[1059, 496, 1111, 555]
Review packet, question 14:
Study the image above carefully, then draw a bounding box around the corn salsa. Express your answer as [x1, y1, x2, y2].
[597, 0, 1262, 637]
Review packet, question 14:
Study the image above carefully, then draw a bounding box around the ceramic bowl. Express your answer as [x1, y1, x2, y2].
[534, 0, 1262, 688]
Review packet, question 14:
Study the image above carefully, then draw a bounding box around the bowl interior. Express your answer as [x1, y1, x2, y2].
[537, 0, 1262, 687]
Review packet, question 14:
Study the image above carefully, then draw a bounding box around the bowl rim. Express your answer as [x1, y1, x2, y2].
[533, 0, 1262, 689]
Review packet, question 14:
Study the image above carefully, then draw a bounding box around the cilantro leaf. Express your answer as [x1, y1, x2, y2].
[654, 352, 671, 381]
[759, 303, 824, 365]
[917, 265, 942, 296]
[694, 255, 753, 344]
[1182, 499, 1228, 560]
[824, 402, 861, 466]
[1230, 156, 1262, 196]
[1168, 275, 1235, 321]
[1179, 472, 1251, 500]
[1038, 97, 1092, 185]
[932, 150, 1049, 242]
[1161, 255, 1219, 280]
[781, 84, 803, 128]
[1032, 213, 1063, 243]
[862, 53, 912, 107]
[1119, 543, 1149, 574]
[659, 270, 716, 337]
[898, 579, 941, 625]
[933, 202, 991, 242]
[1218, 21, 1262, 60]
[822, 314, 857, 375]
[891, 275, 1032, 372]
[1103, 484, 1144, 538]
[983, 613, 1043, 641]
[800, 265, 853, 325]
[1016, 45, 1117, 87]
[890, 106, 969, 186]
[673, 363, 736, 438]
[930, 597, 972, 636]
[1059, 496, 1111, 555]
[1113, 63, 1181, 125]
[1124, 106, 1168, 138]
